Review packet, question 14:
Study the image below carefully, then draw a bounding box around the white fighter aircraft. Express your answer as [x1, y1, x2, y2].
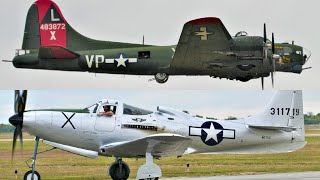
[9, 90, 306, 180]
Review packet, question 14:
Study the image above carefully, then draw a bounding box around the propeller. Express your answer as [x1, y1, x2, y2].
[9, 90, 27, 160]
[271, 33, 276, 88]
[261, 23, 268, 90]
[261, 23, 277, 89]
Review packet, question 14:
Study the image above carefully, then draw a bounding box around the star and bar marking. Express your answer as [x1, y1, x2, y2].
[85, 53, 138, 68]
[189, 121, 235, 146]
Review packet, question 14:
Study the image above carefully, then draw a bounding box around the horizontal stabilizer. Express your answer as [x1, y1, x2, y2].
[248, 125, 298, 132]
[39, 46, 80, 59]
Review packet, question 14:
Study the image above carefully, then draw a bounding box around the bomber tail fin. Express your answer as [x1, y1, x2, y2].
[22, 0, 143, 51]
[246, 90, 305, 142]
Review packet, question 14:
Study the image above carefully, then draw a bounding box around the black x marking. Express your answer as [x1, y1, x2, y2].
[61, 112, 76, 129]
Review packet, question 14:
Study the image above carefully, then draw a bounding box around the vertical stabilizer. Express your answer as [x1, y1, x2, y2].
[246, 90, 304, 141]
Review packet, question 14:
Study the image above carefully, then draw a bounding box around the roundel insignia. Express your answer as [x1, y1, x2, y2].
[114, 53, 129, 68]
[200, 121, 223, 146]
[189, 121, 236, 146]
[111, 53, 138, 68]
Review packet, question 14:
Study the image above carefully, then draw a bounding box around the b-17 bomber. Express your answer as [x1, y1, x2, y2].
[5, 0, 311, 89]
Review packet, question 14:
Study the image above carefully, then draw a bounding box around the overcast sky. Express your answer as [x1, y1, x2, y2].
[0, 0, 319, 89]
[1, 90, 320, 124]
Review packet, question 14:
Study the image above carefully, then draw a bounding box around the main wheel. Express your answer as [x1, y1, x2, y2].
[155, 73, 169, 84]
[109, 161, 130, 180]
[24, 170, 41, 180]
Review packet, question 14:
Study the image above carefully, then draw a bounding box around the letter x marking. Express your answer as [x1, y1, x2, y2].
[50, 31, 56, 40]
[61, 112, 76, 129]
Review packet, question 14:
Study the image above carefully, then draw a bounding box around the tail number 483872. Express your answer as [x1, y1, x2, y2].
[270, 108, 300, 116]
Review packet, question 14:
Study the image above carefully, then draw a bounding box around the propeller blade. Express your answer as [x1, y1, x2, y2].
[261, 77, 264, 90]
[20, 91, 27, 116]
[264, 23, 267, 43]
[271, 72, 274, 88]
[14, 90, 27, 116]
[272, 33, 275, 54]
[11, 124, 23, 160]
[12, 127, 18, 160]
[14, 90, 19, 114]
[18, 124, 23, 149]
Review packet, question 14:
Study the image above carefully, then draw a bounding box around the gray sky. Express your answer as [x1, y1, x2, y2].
[1, 90, 320, 124]
[0, 0, 319, 89]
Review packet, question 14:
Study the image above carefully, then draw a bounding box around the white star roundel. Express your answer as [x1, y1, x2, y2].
[189, 121, 235, 146]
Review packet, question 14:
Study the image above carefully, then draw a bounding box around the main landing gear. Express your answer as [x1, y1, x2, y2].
[24, 137, 41, 180]
[154, 73, 169, 84]
[136, 152, 161, 180]
[109, 153, 161, 180]
[109, 158, 130, 180]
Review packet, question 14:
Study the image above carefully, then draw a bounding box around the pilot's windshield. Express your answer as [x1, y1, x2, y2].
[123, 104, 152, 115]
[85, 103, 99, 113]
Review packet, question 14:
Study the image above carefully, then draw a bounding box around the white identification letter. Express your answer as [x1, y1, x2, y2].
[50, 31, 56, 40]
[51, 9, 60, 22]
[85, 55, 95, 68]
[95, 55, 104, 68]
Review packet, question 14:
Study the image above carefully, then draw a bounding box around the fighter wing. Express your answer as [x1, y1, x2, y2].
[171, 17, 232, 70]
[100, 133, 192, 158]
[43, 140, 98, 159]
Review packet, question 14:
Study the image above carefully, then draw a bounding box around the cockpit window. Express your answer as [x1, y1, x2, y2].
[123, 104, 152, 115]
[283, 47, 293, 55]
[85, 103, 99, 113]
[98, 104, 117, 117]
[295, 51, 302, 55]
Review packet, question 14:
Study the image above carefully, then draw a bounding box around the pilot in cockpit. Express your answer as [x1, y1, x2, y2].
[99, 105, 115, 117]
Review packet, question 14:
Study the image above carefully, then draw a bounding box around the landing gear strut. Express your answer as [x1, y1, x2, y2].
[154, 73, 169, 84]
[137, 153, 161, 180]
[24, 137, 41, 180]
[109, 157, 130, 180]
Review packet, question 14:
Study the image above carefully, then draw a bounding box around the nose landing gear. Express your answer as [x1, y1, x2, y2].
[24, 137, 41, 180]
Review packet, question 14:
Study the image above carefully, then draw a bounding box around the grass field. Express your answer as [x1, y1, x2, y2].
[0, 126, 320, 180]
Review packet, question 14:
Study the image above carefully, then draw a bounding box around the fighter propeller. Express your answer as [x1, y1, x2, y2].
[9, 90, 27, 160]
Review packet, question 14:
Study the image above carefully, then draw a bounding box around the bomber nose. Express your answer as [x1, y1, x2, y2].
[9, 114, 23, 127]
[303, 48, 311, 65]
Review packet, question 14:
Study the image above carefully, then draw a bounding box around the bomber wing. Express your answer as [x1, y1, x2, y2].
[171, 17, 233, 71]
[100, 133, 192, 158]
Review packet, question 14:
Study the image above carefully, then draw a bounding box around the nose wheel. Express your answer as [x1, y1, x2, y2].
[24, 137, 41, 180]
[109, 157, 130, 180]
[154, 73, 169, 84]
[24, 170, 41, 180]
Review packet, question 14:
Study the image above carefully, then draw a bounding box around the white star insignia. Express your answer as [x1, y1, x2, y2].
[203, 122, 222, 143]
[114, 54, 128, 67]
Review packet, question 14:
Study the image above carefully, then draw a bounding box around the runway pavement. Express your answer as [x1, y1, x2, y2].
[162, 172, 320, 180]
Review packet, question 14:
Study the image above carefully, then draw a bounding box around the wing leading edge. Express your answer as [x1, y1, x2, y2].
[100, 133, 192, 158]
